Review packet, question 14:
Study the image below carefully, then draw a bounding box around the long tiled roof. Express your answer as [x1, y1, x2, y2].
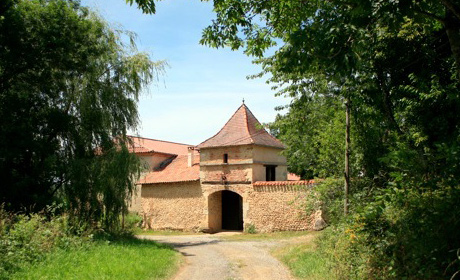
[197, 104, 285, 149]
[138, 155, 200, 184]
[129, 136, 191, 155]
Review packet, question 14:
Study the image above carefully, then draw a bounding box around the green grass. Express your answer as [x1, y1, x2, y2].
[10, 238, 180, 280]
[217, 230, 312, 241]
[272, 233, 333, 280]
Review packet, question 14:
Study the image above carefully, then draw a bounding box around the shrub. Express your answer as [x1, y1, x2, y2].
[123, 213, 142, 231]
[306, 177, 374, 225]
[314, 182, 460, 280]
[0, 207, 88, 279]
[245, 223, 257, 234]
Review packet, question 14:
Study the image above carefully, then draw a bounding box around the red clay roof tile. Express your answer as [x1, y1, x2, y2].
[197, 104, 285, 149]
[129, 136, 191, 155]
[138, 154, 200, 184]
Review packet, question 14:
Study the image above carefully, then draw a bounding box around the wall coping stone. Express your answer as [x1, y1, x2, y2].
[253, 180, 316, 187]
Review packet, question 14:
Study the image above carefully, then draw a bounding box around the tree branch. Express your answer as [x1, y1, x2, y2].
[441, 0, 460, 21]
[414, 7, 446, 24]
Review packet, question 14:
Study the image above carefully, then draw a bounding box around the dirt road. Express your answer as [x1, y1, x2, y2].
[138, 233, 297, 280]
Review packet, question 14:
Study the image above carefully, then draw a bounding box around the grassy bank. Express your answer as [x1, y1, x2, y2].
[10, 238, 179, 280]
[0, 211, 179, 280]
[272, 231, 333, 280]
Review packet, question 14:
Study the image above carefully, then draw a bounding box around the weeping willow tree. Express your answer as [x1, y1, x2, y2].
[0, 0, 165, 230]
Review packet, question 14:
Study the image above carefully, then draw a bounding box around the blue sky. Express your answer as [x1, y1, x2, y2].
[81, 0, 289, 145]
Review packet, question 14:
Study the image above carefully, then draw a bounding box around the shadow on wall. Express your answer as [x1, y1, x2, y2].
[142, 182, 202, 199]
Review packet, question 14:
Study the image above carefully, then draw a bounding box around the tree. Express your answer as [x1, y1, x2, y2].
[0, 0, 165, 230]
[269, 94, 362, 179]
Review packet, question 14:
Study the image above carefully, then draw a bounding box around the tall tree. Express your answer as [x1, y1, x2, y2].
[269, 94, 362, 179]
[0, 0, 165, 229]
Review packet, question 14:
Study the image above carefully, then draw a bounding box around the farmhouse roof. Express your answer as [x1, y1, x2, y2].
[138, 155, 200, 184]
[197, 104, 285, 149]
[129, 136, 190, 155]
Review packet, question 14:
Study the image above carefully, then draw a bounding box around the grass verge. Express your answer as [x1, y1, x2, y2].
[217, 230, 311, 241]
[272, 231, 333, 280]
[10, 238, 180, 280]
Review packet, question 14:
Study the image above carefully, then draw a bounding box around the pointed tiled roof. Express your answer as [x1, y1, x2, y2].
[197, 104, 285, 149]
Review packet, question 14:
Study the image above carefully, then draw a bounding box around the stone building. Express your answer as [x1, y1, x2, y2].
[131, 103, 320, 233]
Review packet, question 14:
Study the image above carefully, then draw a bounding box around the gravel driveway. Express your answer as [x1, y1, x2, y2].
[138, 233, 295, 280]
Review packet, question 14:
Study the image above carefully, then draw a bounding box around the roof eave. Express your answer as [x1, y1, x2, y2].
[139, 179, 200, 185]
[198, 143, 285, 150]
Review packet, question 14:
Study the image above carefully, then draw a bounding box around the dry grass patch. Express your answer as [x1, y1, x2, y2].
[217, 230, 313, 241]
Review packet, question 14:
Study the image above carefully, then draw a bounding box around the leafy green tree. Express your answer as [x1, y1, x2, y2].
[0, 0, 164, 230]
[270, 94, 362, 179]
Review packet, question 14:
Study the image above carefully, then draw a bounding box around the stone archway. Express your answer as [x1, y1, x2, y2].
[207, 190, 243, 232]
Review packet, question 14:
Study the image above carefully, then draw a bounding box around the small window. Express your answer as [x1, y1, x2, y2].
[265, 165, 276, 181]
[223, 153, 228, 163]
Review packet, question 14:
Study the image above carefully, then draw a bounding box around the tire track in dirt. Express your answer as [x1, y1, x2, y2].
[138, 234, 295, 280]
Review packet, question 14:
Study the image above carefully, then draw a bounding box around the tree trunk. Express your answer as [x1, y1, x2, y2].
[122, 207, 125, 229]
[376, 70, 403, 135]
[344, 98, 350, 215]
[445, 10, 460, 80]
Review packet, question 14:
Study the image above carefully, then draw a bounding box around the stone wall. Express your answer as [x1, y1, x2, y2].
[246, 183, 316, 232]
[128, 152, 174, 213]
[207, 191, 222, 232]
[252, 146, 287, 182]
[128, 184, 142, 213]
[199, 145, 289, 183]
[201, 182, 317, 233]
[141, 181, 205, 231]
[200, 145, 254, 183]
[200, 145, 253, 164]
[252, 146, 286, 164]
[201, 165, 251, 183]
[139, 181, 320, 232]
[252, 164, 287, 182]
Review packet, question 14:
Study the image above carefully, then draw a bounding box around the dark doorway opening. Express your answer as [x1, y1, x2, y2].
[221, 190, 243, 230]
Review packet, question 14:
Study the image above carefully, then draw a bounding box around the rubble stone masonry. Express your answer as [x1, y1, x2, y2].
[140, 180, 318, 233]
[247, 183, 314, 232]
[141, 181, 205, 231]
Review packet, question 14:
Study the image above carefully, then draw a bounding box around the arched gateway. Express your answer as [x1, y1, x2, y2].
[207, 190, 243, 232]
[134, 103, 321, 233]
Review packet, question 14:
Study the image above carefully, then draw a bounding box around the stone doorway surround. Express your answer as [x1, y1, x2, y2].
[205, 186, 248, 233]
